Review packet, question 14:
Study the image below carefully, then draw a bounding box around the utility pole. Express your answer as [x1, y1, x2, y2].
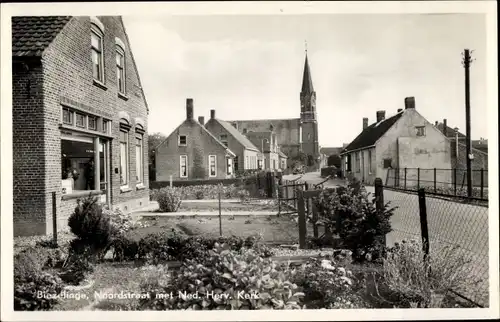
[462, 49, 473, 197]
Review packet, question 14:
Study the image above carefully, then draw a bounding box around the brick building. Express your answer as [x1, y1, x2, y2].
[204, 110, 261, 173]
[227, 52, 320, 171]
[340, 97, 453, 186]
[155, 99, 236, 181]
[12, 16, 150, 236]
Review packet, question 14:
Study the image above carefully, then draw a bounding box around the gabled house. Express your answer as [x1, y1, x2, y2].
[12, 16, 149, 236]
[278, 149, 288, 170]
[245, 130, 281, 170]
[204, 110, 261, 173]
[155, 100, 236, 181]
[340, 97, 453, 186]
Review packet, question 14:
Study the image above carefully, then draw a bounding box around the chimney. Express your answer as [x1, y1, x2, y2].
[198, 116, 205, 126]
[404, 96, 415, 109]
[362, 117, 368, 130]
[186, 98, 194, 119]
[376, 110, 386, 122]
[397, 108, 403, 113]
[443, 119, 447, 136]
[435, 121, 438, 126]
[210, 109, 216, 119]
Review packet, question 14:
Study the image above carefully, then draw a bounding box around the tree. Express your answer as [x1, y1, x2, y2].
[327, 154, 341, 168]
[148, 132, 168, 182]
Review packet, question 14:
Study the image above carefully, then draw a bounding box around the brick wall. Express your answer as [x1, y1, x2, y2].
[13, 16, 149, 236]
[12, 61, 47, 236]
[156, 119, 231, 181]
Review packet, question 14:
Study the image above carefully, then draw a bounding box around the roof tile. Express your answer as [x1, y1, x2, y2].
[12, 16, 71, 57]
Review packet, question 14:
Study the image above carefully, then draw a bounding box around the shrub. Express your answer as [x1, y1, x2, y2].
[138, 244, 304, 310]
[14, 250, 64, 311]
[289, 256, 366, 309]
[112, 235, 140, 261]
[104, 206, 135, 236]
[195, 190, 205, 200]
[67, 196, 115, 260]
[156, 187, 182, 212]
[236, 189, 250, 203]
[379, 239, 483, 308]
[315, 187, 395, 262]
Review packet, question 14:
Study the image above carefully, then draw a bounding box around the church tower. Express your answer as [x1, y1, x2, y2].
[299, 49, 319, 168]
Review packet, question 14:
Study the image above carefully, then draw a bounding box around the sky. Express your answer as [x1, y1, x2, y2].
[123, 13, 488, 147]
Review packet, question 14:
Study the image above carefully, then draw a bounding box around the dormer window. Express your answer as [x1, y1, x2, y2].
[178, 135, 187, 146]
[416, 126, 426, 137]
[91, 27, 104, 83]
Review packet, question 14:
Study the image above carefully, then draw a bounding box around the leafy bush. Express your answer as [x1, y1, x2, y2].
[138, 244, 304, 310]
[14, 250, 64, 311]
[379, 239, 483, 308]
[315, 187, 395, 262]
[104, 206, 135, 236]
[67, 196, 115, 260]
[136, 233, 272, 264]
[236, 189, 250, 203]
[156, 187, 182, 212]
[195, 190, 205, 200]
[289, 256, 366, 309]
[112, 235, 140, 261]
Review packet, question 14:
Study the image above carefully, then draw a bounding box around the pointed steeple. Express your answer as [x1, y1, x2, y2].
[301, 52, 314, 94]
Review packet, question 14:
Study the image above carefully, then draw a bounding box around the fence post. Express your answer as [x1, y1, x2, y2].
[374, 178, 386, 249]
[294, 182, 298, 210]
[418, 188, 430, 261]
[297, 189, 307, 249]
[305, 183, 310, 218]
[52, 191, 58, 246]
[266, 171, 273, 198]
[312, 201, 319, 238]
[417, 168, 420, 190]
[169, 175, 172, 188]
[480, 168, 484, 199]
[433, 168, 437, 193]
[404, 167, 407, 190]
[453, 168, 457, 196]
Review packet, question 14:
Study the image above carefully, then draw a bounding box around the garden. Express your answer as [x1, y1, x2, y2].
[13, 179, 481, 311]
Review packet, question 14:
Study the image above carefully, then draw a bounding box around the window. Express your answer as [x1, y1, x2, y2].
[220, 134, 228, 147]
[383, 158, 392, 169]
[135, 135, 144, 184]
[120, 130, 129, 186]
[61, 138, 95, 192]
[116, 47, 126, 94]
[178, 135, 187, 146]
[180, 155, 188, 178]
[368, 150, 372, 173]
[102, 119, 110, 134]
[63, 108, 73, 125]
[88, 116, 97, 130]
[226, 158, 233, 175]
[355, 152, 360, 172]
[91, 28, 104, 82]
[245, 156, 249, 169]
[234, 156, 239, 172]
[416, 126, 426, 137]
[75, 113, 86, 128]
[258, 159, 263, 170]
[209, 155, 217, 177]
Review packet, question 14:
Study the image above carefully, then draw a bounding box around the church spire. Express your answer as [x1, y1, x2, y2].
[301, 45, 314, 94]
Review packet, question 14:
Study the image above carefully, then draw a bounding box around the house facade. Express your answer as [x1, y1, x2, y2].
[341, 97, 453, 186]
[204, 110, 261, 173]
[245, 131, 281, 170]
[12, 16, 150, 236]
[155, 100, 236, 181]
